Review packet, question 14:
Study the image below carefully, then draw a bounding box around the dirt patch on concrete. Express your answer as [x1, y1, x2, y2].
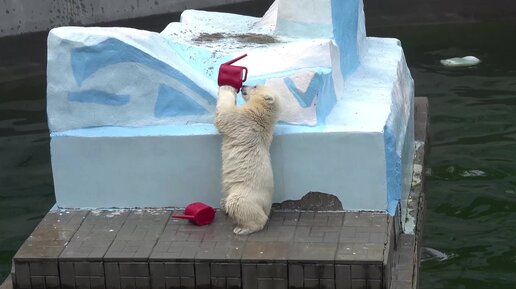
[193, 32, 280, 45]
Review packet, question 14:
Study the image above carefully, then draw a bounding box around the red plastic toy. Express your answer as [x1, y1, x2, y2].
[171, 202, 216, 226]
[217, 54, 248, 92]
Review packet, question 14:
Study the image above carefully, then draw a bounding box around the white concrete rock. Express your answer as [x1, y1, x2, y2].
[48, 0, 415, 214]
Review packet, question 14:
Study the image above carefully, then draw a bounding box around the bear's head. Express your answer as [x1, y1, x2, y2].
[241, 85, 280, 114]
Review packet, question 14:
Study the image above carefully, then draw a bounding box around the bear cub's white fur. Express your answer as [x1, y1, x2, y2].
[215, 85, 280, 235]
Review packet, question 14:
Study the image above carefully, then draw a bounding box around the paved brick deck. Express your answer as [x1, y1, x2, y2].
[11, 209, 391, 289]
[5, 98, 429, 289]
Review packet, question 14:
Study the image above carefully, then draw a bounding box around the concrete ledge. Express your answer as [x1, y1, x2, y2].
[0, 0, 254, 38]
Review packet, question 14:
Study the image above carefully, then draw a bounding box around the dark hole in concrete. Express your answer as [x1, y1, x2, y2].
[273, 192, 343, 211]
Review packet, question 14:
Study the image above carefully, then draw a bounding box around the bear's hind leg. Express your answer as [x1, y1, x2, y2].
[228, 201, 268, 235]
[220, 196, 228, 214]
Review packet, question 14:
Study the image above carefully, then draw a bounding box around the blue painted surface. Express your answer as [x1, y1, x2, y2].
[317, 72, 337, 124]
[331, 0, 360, 76]
[384, 125, 402, 215]
[70, 38, 215, 105]
[155, 84, 209, 117]
[68, 90, 130, 106]
[284, 73, 323, 108]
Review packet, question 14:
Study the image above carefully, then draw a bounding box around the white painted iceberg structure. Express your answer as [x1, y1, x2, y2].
[47, 0, 414, 215]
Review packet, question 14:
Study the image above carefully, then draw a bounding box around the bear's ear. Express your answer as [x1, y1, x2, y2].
[264, 95, 275, 104]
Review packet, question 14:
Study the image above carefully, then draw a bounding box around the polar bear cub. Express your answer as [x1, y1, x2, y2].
[215, 85, 280, 235]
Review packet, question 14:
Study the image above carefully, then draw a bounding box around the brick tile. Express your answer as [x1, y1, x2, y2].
[60, 239, 114, 260]
[75, 276, 91, 289]
[293, 227, 322, 243]
[195, 241, 244, 261]
[351, 264, 367, 279]
[149, 263, 165, 289]
[351, 279, 366, 289]
[14, 239, 69, 262]
[134, 277, 149, 289]
[224, 263, 241, 278]
[105, 262, 121, 289]
[343, 213, 372, 227]
[74, 262, 103, 276]
[13, 262, 31, 289]
[45, 276, 60, 289]
[119, 263, 149, 277]
[164, 277, 180, 288]
[287, 243, 337, 262]
[304, 279, 319, 289]
[336, 243, 385, 263]
[60, 210, 129, 261]
[243, 263, 287, 289]
[105, 240, 159, 261]
[58, 262, 74, 288]
[29, 210, 89, 242]
[298, 212, 331, 226]
[256, 263, 287, 278]
[310, 226, 341, 243]
[368, 279, 382, 289]
[390, 280, 412, 289]
[288, 264, 303, 288]
[120, 278, 134, 289]
[30, 276, 44, 289]
[242, 264, 257, 289]
[320, 279, 335, 289]
[339, 227, 357, 243]
[179, 276, 195, 289]
[367, 264, 383, 280]
[150, 240, 211, 260]
[247, 226, 296, 242]
[257, 277, 287, 289]
[114, 210, 169, 241]
[242, 242, 289, 261]
[73, 210, 129, 240]
[212, 278, 226, 288]
[369, 232, 388, 244]
[194, 263, 210, 287]
[29, 261, 59, 276]
[227, 277, 241, 289]
[268, 212, 300, 226]
[303, 264, 334, 279]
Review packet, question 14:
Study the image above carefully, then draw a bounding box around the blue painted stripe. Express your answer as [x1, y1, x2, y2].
[155, 84, 208, 117]
[70, 38, 215, 105]
[68, 90, 130, 106]
[50, 122, 328, 138]
[331, 0, 360, 76]
[384, 125, 402, 215]
[284, 73, 323, 108]
[317, 72, 337, 124]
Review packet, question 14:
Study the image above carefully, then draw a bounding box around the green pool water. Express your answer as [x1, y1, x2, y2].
[372, 22, 516, 288]
[1, 21, 516, 288]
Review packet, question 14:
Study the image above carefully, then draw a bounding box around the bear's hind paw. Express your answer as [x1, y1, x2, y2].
[233, 226, 256, 235]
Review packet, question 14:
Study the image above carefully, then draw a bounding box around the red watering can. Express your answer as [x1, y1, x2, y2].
[218, 54, 248, 92]
[171, 202, 216, 226]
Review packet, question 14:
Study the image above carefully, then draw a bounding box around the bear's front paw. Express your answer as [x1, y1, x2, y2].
[219, 85, 237, 94]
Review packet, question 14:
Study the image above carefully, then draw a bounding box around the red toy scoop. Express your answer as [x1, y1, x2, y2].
[217, 54, 248, 92]
[171, 202, 216, 226]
